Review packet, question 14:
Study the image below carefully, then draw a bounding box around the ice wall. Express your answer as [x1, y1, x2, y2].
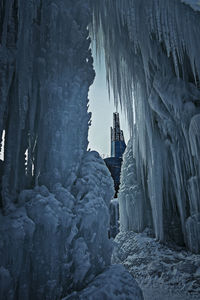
[0, 0, 94, 212]
[91, 0, 200, 253]
[0, 1, 144, 299]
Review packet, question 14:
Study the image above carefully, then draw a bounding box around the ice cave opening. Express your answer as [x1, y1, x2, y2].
[1, 0, 200, 299]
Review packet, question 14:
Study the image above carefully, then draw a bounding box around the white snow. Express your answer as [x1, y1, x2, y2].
[113, 230, 200, 300]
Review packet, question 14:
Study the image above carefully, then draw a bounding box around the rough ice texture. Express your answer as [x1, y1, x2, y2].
[64, 264, 144, 300]
[0, 152, 115, 299]
[112, 231, 200, 299]
[0, 0, 95, 211]
[0, 1, 143, 299]
[91, 0, 200, 253]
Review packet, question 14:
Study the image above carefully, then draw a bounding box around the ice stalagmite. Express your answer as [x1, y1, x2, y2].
[91, 0, 200, 253]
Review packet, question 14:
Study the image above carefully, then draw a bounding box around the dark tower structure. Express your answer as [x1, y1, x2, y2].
[104, 113, 126, 197]
[111, 113, 126, 158]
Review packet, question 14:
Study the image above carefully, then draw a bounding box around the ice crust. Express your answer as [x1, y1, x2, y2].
[91, 0, 200, 253]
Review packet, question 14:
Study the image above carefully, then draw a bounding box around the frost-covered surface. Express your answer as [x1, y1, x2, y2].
[113, 231, 200, 300]
[0, 151, 115, 299]
[91, 0, 200, 253]
[109, 198, 119, 238]
[64, 264, 144, 300]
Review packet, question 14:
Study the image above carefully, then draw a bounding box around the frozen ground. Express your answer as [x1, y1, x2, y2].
[112, 231, 200, 300]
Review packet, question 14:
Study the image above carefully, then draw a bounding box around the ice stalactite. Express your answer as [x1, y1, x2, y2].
[91, 0, 200, 253]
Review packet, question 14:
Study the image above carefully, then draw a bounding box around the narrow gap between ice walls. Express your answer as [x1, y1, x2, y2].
[88, 43, 134, 237]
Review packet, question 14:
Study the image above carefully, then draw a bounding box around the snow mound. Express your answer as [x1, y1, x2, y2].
[113, 231, 200, 299]
[64, 264, 144, 300]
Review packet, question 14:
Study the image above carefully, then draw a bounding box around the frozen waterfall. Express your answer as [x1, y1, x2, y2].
[91, 0, 200, 253]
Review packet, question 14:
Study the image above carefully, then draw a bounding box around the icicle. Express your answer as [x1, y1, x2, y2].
[91, 0, 200, 252]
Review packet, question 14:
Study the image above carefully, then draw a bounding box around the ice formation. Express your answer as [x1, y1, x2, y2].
[119, 141, 145, 234]
[109, 198, 119, 238]
[91, 0, 200, 253]
[0, 152, 115, 299]
[2, 0, 200, 297]
[0, 1, 143, 299]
